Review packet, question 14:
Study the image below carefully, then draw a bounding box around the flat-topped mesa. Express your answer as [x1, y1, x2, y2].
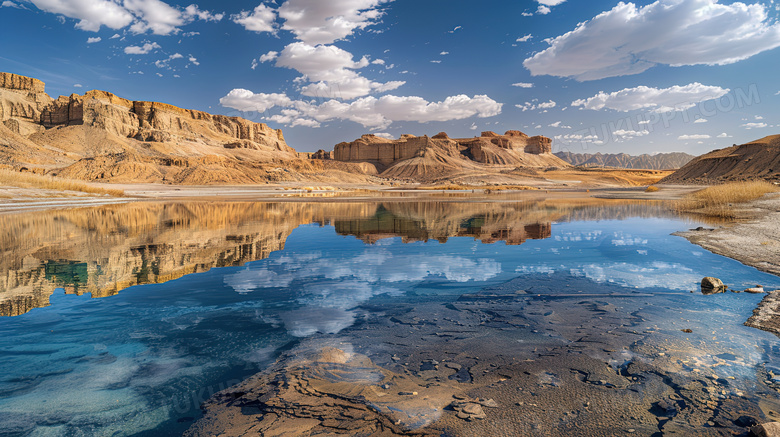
[333, 134, 441, 167]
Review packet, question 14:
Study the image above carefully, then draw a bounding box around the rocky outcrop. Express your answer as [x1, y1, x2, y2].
[0, 72, 45, 94]
[556, 151, 695, 170]
[661, 135, 780, 184]
[329, 130, 564, 181]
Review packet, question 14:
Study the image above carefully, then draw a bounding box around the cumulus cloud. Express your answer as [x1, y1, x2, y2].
[537, 5, 551, 14]
[29, 0, 221, 34]
[271, 42, 403, 99]
[694, 118, 708, 123]
[29, 0, 134, 31]
[571, 83, 729, 112]
[549, 121, 571, 128]
[124, 41, 160, 54]
[678, 134, 711, 140]
[537, 0, 566, 4]
[231, 3, 275, 33]
[278, 0, 392, 45]
[716, 132, 732, 138]
[524, 0, 780, 80]
[742, 122, 768, 129]
[516, 34, 532, 42]
[221, 89, 502, 129]
[220, 89, 294, 113]
[86, 36, 101, 43]
[512, 82, 533, 88]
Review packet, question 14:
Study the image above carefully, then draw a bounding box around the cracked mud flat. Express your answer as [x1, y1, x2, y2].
[187, 274, 780, 436]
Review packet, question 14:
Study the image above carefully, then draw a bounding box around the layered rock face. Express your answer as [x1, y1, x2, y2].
[0, 72, 313, 183]
[329, 130, 565, 181]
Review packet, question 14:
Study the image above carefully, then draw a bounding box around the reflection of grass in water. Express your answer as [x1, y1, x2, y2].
[0, 169, 124, 197]
[675, 181, 778, 219]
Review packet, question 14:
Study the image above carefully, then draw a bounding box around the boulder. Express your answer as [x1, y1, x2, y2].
[701, 277, 727, 294]
[751, 422, 780, 437]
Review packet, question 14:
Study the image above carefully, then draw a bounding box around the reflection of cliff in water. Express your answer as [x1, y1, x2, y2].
[0, 198, 674, 316]
[332, 203, 552, 245]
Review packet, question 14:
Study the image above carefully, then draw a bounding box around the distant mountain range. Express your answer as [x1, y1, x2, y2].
[554, 151, 695, 170]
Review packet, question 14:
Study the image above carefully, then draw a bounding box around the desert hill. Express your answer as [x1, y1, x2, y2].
[555, 151, 694, 170]
[660, 135, 780, 184]
[0, 72, 373, 184]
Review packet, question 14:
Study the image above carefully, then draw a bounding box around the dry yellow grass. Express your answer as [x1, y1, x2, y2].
[675, 181, 778, 218]
[0, 169, 124, 197]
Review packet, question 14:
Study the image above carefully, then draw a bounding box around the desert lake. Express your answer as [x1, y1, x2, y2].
[2, 199, 780, 436]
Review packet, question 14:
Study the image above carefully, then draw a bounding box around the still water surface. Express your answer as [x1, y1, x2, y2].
[1, 200, 779, 436]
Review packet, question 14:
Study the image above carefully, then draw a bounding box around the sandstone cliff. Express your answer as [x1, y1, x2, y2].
[0, 72, 376, 184]
[326, 130, 566, 183]
[555, 151, 694, 170]
[660, 135, 780, 184]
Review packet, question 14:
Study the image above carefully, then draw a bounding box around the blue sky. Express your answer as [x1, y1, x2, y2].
[1, 0, 779, 154]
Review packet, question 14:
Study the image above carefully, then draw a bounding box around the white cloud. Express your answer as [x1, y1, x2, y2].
[29, 0, 134, 31]
[277, 0, 391, 45]
[521, 12, 533, 17]
[124, 41, 161, 54]
[517, 99, 556, 111]
[524, 0, 780, 80]
[537, 5, 551, 14]
[188, 55, 198, 65]
[73, 83, 82, 88]
[221, 90, 502, 129]
[183, 4, 222, 22]
[430, 60, 441, 64]
[300, 77, 405, 100]
[1, 1, 28, 9]
[678, 134, 711, 140]
[272, 42, 401, 99]
[371, 58, 385, 65]
[275, 42, 368, 82]
[154, 52, 183, 69]
[259, 51, 279, 63]
[694, 118, 708, 123]
[755, 115, 764, 120]
[231, 4, 275, 33]
[220, 89, 294, 113]
[512, 82, 533, 88]
[439, 51, 449, 55]
[448, 25, 462, 33]
[537, 0, 566, 5]
[742, 122, 768, 129]
[549, 121, 571, 129]
[29, 0, 220, 35]
[612, 129, 649, 139]
[716, 132, 732, 138]
[571, 83, 729, 112]
[516, 34, 532, 42]
[110, 33, 121, 38]
[86, 36, 101, 43]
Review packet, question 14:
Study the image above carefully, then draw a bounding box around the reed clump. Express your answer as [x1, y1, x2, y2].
[0, 169, 124, 197]
[675, 181, 778, 218]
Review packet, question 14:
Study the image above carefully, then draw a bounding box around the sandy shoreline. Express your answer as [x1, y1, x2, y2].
[675, 192, 780, 277]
